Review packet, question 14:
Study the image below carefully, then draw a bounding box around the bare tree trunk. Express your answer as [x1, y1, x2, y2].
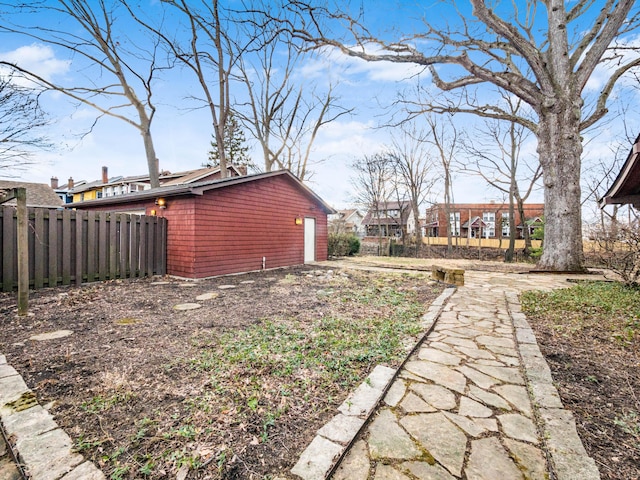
[537, 115, 585, 271]
[138, 111, 159, 188]
[443, 172, 452, 254]
[411, 197, 421, 256]
[516, 198, 532, 253]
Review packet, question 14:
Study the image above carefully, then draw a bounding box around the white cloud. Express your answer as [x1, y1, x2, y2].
[583, 34, 640, 92]
[1, 43, 70, 81]
[299, 45, 428, 85]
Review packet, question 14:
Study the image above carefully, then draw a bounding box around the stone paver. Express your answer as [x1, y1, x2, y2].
[28, 330, 73, 341]
[314, 263, 602, 480]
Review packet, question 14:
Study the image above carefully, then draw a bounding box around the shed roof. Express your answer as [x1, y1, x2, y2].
[0, 181, 63, 208]
[600, 133, 640, 208]
[68, 170, 336, 214]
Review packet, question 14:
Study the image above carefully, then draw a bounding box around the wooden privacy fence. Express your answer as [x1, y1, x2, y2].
[1, 207, 167, 292]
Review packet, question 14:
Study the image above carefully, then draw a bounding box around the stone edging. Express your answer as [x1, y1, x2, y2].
[506, 292, 601, 480]
[0, 353, 105, 480]
[290, 286, 457, 480]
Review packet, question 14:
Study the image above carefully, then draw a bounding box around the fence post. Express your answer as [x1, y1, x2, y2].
[15, 188, 28, 315]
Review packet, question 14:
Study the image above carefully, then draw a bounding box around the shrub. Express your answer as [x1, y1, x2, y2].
[347, 235, 361, 256]
[328, 233, 361, 257]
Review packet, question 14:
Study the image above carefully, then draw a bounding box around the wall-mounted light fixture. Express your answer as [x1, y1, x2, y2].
[155, 197, 167, 209]
[150, 209, 157, 216]
[295, 217, 303, 225]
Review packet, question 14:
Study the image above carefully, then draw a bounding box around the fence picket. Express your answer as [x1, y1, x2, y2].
[87, 211, 96, 282]
[130, 215, 140, 278]
[48, 210, 58, 287]
[75, 210, 84, 286]
[62, 210, 72, 285]
[2, 206, 15, 292]
[110, 213, 118, 279]
[34, 209, 44, 289]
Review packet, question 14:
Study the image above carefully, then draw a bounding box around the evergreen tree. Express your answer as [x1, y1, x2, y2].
[206, 112, 251, 170]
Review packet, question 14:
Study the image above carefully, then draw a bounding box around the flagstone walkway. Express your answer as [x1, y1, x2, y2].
[296, 263, 603, 480]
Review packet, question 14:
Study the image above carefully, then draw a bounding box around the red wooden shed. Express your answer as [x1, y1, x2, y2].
[71, 170, 335, 278]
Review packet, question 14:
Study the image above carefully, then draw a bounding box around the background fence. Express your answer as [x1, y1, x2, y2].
[1, 206, 167, 292]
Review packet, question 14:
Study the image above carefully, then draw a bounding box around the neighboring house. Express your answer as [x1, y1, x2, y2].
[424, 202, 545, 239]
[70, 170, 335, 279]
[50, 176, 83, 204]
[328, 209, 364, 236]
[0, 180, 63, 208]
[362, 201, 411, 238]
[66, 165, 246, 203]
[600, 133, 640, 208]
[406, 215, 426, 236]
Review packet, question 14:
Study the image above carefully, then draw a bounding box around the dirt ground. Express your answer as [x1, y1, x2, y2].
[525, 303, 640, 480]
[1, 257, 638, 479]
[0, 264, 441, 479]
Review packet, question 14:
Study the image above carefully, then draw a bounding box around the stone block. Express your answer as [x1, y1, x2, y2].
[317, 414, 364, 445]
[0, 375, 30, 407]
[432, 267, 465, 286]
[291, 435, 343, 480]
[3, 405, 58, 439]
[16, 428, 84, 480]
[60, 461, 106, 480]
[338, 365, 395, 417]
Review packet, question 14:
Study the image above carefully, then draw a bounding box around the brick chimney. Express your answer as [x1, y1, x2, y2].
[102, 166, 108, 183]
[68, 177, 74, 190]
[50, 177, 59, 189]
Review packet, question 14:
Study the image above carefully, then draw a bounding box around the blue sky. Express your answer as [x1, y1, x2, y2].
[1, 1, 639, 221]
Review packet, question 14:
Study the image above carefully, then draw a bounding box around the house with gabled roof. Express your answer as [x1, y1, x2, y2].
[66, 165, 246, 203]
[0, 180, 63, 208]
[328, 208, 364, 236]
[362, 201, 411, 238]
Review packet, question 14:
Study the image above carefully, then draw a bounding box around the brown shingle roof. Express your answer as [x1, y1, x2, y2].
[0, 181, 63, 208]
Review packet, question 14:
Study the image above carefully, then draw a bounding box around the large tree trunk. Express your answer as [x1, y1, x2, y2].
[536, 113, 585, 271]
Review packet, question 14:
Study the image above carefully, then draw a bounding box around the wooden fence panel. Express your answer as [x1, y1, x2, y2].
[0, 207, 167, 291]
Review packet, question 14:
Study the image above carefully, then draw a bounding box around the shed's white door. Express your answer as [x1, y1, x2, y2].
[304, 218, 316, 263]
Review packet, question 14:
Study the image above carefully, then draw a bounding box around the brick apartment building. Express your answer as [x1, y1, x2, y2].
[425, 202, 544, 239]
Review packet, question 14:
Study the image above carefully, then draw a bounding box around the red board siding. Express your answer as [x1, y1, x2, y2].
[188, 176, 327, 277]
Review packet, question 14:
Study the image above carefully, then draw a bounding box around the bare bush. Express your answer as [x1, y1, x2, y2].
[595, 222, 640, 286]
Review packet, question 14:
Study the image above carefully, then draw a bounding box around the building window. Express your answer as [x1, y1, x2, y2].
[502, 212, 509, 237]
[449, 212, 460, 236]
[482, 212, 496, 238]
